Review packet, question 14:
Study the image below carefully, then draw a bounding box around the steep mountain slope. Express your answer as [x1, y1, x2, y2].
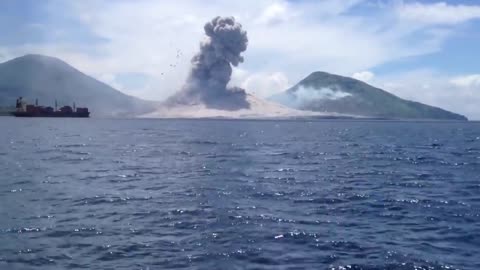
[270, 71, 467, 120]
[0, 54, 156, 117]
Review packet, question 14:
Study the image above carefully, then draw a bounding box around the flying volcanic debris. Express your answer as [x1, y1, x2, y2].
[167, 16, 250, 110]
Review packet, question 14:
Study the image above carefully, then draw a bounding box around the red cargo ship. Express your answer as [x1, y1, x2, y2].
[12, 98, 90, 118]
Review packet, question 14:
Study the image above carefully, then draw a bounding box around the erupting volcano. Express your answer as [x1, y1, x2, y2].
[166, 16, 250, 111]
[142, 16, 317, 119]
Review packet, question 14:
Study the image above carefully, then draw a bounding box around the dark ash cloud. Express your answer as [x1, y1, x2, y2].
[167, 16, 250, 110]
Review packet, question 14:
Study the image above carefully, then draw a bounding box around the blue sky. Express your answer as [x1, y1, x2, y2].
[1, 0, 480, 119]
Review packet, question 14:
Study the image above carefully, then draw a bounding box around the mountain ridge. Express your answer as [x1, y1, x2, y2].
[270, 71, 467, 120]
[0, 55, 468, 120]
[0, 54, 157, 117]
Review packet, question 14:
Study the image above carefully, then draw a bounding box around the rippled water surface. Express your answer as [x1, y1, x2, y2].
[1, 118, 479, 270]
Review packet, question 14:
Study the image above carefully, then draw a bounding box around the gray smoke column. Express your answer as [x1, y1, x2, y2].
[168, 16, 250, 110]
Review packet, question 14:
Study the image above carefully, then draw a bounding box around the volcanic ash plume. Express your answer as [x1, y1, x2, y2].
[167, 16, 250, 110]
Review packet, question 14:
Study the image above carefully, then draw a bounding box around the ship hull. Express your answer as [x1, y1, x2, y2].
[11, 112, 90, 118]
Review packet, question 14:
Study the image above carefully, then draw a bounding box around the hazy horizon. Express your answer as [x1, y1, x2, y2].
[1, 0, 480, 119]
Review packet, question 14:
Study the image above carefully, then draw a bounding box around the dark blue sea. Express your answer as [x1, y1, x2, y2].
[1, 118, 479, 270]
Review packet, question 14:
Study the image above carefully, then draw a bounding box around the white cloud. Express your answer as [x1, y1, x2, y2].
[368, 70, 480, 120]
[352, 71, 375, 83]
[295, 86, 352, 102]
[450, 74, 480, 88]
[256, 2, 291, 25]
[397, 2, 480, 25]
[239, 71, 290, 98]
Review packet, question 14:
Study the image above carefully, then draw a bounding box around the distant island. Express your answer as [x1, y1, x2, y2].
[0, 54, 157, 118]
[270, 71, 467, 120]
[0, 54, 467, 120]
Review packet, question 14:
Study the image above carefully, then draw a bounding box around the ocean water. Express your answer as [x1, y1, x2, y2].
[0, 118, 479, 270]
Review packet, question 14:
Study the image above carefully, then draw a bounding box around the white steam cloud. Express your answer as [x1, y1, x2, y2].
[295, 86, 351, 102]
[275, 86, 352, 108]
